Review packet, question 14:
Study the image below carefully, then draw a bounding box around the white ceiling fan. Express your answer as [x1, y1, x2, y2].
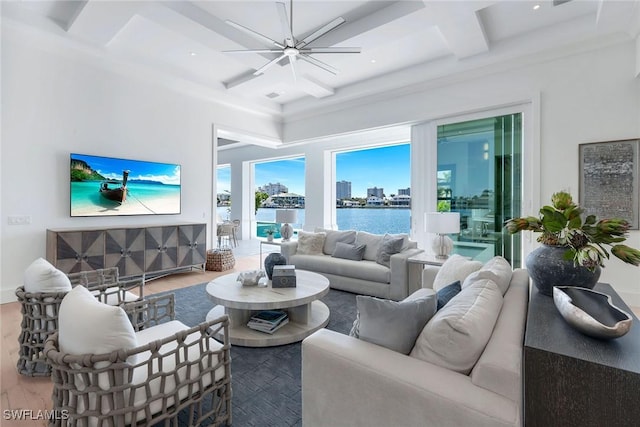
[223, 0, 361, 80]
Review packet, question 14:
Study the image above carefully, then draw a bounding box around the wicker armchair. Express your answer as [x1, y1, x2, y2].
[16, 267, 143, 377]
[44, 292, 232, 427]
[66, 267, 144, 303]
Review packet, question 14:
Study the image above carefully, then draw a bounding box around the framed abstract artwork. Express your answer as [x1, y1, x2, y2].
[579, 139, 639, 229]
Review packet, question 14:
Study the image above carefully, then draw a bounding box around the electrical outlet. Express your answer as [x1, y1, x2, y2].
[8, 215, 32, 225]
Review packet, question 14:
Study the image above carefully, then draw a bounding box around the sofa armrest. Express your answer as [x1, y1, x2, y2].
[421, 265, 440, 289]
[279, 241, 298, 263]
[388, 248, 423, 300]
[302, 329, 520, 427]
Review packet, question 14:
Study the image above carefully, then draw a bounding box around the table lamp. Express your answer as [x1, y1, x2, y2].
[276, 209, 298, 241]
[425, 212, 461, 258]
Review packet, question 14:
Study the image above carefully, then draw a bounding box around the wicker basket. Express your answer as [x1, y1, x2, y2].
[206, 248, 235, 271]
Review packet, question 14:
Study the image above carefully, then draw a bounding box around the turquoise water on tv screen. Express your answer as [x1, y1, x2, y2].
[71, 181, 180, 216]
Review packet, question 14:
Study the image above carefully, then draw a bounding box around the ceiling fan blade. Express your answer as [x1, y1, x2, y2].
[297, 17, 345, 49]
[253, 53, 288, 76]
[302, 47, 362, 54]
[226, 20, 285, 49]
[223, 49, 283, 54]
[276, 2, 295, 47]
[289, 55, 297, 82]
[299, 54, 338, 75]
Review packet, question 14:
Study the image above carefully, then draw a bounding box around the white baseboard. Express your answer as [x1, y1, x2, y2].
[1, 288, 18, 305]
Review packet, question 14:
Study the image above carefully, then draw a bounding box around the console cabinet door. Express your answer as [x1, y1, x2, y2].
[104, 228, 145, 277]
[177, 224, 206, 267]
[54, 230, 105, 273]
[145, 226, 178, 272]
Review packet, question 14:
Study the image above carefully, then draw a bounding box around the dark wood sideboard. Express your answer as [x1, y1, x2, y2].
[524, 283, 640, 427]
[46, 223, 206, 279]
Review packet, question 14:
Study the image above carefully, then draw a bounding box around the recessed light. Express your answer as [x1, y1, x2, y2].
[533, 4, 541, 10]
[189, 51, 197, 56]
[370, 59, 377, 64]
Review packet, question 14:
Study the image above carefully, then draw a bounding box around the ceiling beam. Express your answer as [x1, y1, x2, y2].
[424, 1, 490, 59]
[66, 0, 141, 45]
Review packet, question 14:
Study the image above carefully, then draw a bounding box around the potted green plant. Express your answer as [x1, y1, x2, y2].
[505, 191, 640, 296]
[265, 227, 276, 242]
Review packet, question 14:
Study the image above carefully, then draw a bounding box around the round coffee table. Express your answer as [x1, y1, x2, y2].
[206, 269, 330, 347]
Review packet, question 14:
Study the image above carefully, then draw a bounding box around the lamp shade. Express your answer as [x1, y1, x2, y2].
[425, 212, 461, 234]
[276, 209, 297, 224]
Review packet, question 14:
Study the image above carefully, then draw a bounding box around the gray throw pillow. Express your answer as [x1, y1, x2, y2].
[352, 294, 437, 354]
[375, 234, 405, 267]
[319, 229, 357, 255]
[332, 242, 366, 261]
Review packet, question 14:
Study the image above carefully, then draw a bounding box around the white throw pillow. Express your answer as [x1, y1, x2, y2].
[59, 285, 138, 362]
[355, 231, 384, 261]
[23, 258, 72, 293]
[432, 254, 483, 291]
[296, 231, 326, 255]
[410, 278, 503, 374]
[462, 256, 513, 295]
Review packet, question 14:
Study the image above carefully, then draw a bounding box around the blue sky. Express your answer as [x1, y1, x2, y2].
[72, 153, 180, 185]
[217, 143, 410, 197]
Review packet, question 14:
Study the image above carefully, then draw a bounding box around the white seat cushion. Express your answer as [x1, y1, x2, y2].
[130, 320, 226, 420]
[90, 287, 139, 305]
[290, 254, 390, 283]
[410, 278, 503, 374]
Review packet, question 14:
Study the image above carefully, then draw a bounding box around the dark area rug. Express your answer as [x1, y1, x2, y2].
[156, 282, 357, 426]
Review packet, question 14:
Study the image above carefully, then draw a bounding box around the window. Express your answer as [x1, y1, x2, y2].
[437, 114, 522, 266]
[254, 157, 305, 237]
[335, 144, 411, 234]
[216, 165, 231, 222]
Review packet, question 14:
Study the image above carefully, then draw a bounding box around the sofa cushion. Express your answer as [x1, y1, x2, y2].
[297, 231, 326, 255]
[410, 278, 503, 374]
[352, 294, 437, 354]
[316, 229, 357, 255]
[375, 234, 405, 267]
[355, 231, 384, 261]
[462, 256, 513, 295]
[436, 280, 461, 310]
[24, 258, 72, 293]
[59, 285, 138, 364]
[289, 254, 390, 284]
[432, 254, 483, 291]
[332, 242, 366, 261]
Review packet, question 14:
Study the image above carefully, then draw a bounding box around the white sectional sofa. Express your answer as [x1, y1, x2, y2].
[302, 256, 529, 427]
[280, 229, 423, 301]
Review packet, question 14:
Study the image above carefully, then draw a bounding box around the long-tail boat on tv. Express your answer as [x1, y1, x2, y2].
[99, 170, 129, 204]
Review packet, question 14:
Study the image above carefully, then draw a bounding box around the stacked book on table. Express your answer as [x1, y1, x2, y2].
[247, 310, 289, 334]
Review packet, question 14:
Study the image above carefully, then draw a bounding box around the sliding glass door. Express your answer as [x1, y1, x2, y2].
[437, 113, 522, 266]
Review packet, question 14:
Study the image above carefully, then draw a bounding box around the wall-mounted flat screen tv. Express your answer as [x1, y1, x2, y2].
[70, 153, 181, 217]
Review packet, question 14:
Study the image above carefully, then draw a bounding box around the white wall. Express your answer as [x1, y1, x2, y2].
[0, 26, 280, 303]
[2, 20, 639, 305]
[224, 41, 640, 305]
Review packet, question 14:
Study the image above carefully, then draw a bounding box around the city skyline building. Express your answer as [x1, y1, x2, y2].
[336, 180, 352, 199]
[259, 182, 289, 196]
[367, 187, 384, 198]
[398, 187, 411, 196]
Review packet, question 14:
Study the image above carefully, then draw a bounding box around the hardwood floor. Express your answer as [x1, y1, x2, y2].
[0, 254, 261, 427]
[1, 253, 639, 426]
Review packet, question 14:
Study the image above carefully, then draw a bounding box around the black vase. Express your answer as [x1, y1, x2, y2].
[264, 253, 287, 279]
[525, 244, 601, 297]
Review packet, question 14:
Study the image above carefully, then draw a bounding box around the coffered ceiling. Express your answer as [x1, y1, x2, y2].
[3, 0, 639, 120]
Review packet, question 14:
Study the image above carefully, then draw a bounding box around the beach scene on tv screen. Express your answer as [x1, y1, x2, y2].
[70, 153, 181, 216]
